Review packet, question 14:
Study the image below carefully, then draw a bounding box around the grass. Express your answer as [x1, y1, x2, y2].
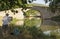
[0, 25, 56, 39]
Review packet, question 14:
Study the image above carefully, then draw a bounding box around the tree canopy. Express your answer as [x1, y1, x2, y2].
[0, 0, 36, 11]
[0, 0, 60, 13]
[45, 0, 60, 13]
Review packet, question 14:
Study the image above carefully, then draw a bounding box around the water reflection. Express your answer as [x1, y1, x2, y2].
[16, 17, 60, 31]
[42, 20, 59, 26]
[41, 19, 60, 36]
[41, 19, 60, 31]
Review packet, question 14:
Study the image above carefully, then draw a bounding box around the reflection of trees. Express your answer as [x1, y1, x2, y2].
[24, 18, 41, 27]
[45, 0, 60, 13]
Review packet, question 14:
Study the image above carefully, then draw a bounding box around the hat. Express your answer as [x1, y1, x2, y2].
[6, 13, 9, 16]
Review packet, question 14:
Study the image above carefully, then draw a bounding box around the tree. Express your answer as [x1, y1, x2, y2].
[0, 0, 36, 14]
[44, 0, 60, 13]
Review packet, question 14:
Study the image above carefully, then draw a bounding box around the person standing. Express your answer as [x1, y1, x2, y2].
[2, 13, 12, 37]
[2, 13, 10, 30]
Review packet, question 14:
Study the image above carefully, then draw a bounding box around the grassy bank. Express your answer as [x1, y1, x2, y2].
[0, 25, 56, 39]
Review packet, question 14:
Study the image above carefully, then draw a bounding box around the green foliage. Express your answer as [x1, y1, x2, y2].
[45, 0, 60, 13]
[51, 15, 60, 22]
[0, 0, 59, 13]
[10, 18, 19, 26]
[0, 0, 20, 11]
[0, 0, 36, 11]
[50, 30, 60, 39]
[24, 26, 43, 39]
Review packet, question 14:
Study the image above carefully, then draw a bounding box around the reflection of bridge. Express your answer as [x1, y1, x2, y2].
[26, 16, 41, 18]
[29, 6, 54, 19]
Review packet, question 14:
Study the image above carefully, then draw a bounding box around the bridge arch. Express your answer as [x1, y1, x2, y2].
[25, 7, 43, 26]
[30, 6, 53, 19]
[26, 6, 54, 26]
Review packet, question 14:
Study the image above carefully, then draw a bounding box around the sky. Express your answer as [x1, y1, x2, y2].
[32, 0, 50, 6]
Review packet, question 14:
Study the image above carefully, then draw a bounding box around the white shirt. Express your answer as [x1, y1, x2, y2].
[2, 16, 10, 25]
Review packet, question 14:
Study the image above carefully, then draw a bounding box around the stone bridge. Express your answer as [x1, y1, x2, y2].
[30, 6, 54, 19]
[30, 6, 60, 27]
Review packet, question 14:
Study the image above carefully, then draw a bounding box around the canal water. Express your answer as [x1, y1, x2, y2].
[23, 17, 60, 36]
[17, 17, 60, 31]
[41, 19, 60, 36]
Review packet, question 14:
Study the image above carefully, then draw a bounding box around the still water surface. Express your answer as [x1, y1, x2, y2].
[19, 17, 60, 31]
